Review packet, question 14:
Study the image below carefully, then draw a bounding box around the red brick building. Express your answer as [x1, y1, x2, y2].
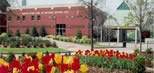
[7, 4, 89, 37]
[0, 13, 7, 34]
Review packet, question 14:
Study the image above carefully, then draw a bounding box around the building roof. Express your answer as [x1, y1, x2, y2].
[117, 1, 129, 10]
[8, 4, 88, 10]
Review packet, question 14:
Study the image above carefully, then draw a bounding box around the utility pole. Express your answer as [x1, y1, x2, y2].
[91, 0, 94, 51]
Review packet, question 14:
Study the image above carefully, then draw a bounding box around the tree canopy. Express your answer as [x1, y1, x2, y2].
[0, 0, 10, 12]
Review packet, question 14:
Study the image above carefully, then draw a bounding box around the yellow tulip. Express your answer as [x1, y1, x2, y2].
[26, 56, 32, 61]
[0, 58, 9, 67]
[80, 64, 88, 73]
[13, 68, 18, 73]
[27, 66, 35, 71]
[67, 56, 74, 65]
[90, 51, 94, 56]
[63, 56, 68, 64]
[50, 66, 56, 73]
[38, 63, 43, 70]
[73, 50, 76, 53]
[137, 53, 140, 56]
[54, 54, 62, 64]
[49, 59, 53, 65]
[36, 52, 43, 60]
[64, 70, 74, 73]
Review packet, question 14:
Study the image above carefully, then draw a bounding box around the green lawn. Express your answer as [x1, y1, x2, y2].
[0, 48, 67, 53]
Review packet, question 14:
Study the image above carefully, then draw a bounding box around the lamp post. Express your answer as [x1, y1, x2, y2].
[91, 0, 94, 51]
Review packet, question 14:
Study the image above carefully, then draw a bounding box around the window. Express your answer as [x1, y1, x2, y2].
[37, 15, 40, 20]
[56, 24, 66, 36]
[17, 16, 20, 21]
[8, 16, 12, 21]
[22, 16, 25, 21]
[31, 16, 34, 20]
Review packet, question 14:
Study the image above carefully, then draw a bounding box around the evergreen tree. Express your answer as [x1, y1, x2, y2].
[25, 28, 30, 34]
[8, 30, 13, 37]
[76, 29, 82, 39]
[39, 26, 46, 37]
[15, 29, 20, 37]
[31, 26, 38, 37]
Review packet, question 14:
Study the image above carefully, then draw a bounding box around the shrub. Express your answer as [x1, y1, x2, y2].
[21, 34, 32, 38]
[45, 41, 52, 47]
[53, 42, 57, 48]
[15, 41, 20, 48]
[31, 26, 39, 37]
[33, 42, 38, 48]
[26, 43, 31, 48]
[76, 29, 82, 39]
[10, 43, 15, 48]
[8, 30, 13, 37]
[16, 29, 21, 37]
[146, 48, 153, 54]
[39, 26, 47, 37]
[132, 55, 145, 73]
[25, 28, 30, 34]
[0, 33, 7, 37]
[39, 43, 43, 48]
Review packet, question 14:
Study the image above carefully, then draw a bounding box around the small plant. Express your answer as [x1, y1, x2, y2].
[8, 30, 13, 37]
[39, 43, 43, 48]
[132, 55, 146, 73]
[10, 43, 15, 48]
[39, 25, 47, 37]
[15, 29, 21, 37]
[15, 41, 20, 48]
[53, 42, 57, 48]
[45, 41, 52, 47]
[76, 29, 82, 39]
[31, 26, 39, 37]
[7, 52, 15, 63]
[33, 42, 38, 48]
[25, 28, 30, 34]
[26, 43, 31, 48]
[146, 48, 153, 54]
[134, 49, 139, 56]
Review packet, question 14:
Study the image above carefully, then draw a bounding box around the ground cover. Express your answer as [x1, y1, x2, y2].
[0, 48, 66, 53]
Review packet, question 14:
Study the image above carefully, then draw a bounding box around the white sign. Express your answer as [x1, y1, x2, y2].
[22, 11, 69, 15]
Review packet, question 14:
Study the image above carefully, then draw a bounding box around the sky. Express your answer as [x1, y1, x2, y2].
[9, 0, 123, 15]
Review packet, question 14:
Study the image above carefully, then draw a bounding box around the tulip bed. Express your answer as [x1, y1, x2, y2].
[0, 52, 88, 73]
[75, 50, 136, 71]
[0, 49, 137, 73]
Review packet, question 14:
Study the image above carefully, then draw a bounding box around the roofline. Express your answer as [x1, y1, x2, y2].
[8, 4, 88, 10]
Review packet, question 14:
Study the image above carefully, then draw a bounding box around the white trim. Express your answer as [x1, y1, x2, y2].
[8, 4, 88, 10]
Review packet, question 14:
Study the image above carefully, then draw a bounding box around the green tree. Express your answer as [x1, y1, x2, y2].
[76, 29, 82, 39]
[39, 26, 46, 37]
[8, 30, 13, 37]
[0, 0, 10, 12]
[125, 0, 154, 52]
[31, 26, 38, 37]
[15, 29, 20, 37]
[25, 28, 30, 34]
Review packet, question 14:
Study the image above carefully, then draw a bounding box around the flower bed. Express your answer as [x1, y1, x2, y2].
[0, 52, 88, 73]
[0, 49, 150, 73]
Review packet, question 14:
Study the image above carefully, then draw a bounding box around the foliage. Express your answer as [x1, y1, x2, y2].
[76, 29, 82, 39]
[0, 37, 57, 48]
[134, 49, 139, 56]
[53, 42, 58, 48]
[7, 52, 15, 63]
[132, 55, 145, 73]
[31, 26, 39, 37]
[76, 49, 135, 70]
[39, 26, 47, 37]
[15, 29, 21, 37]
[0, 33, 7, 37]
[8, 30, 13, 37]
[146, 48, 152, 54]
[25, 28, 30, 34]
[47, 35, 95, 44]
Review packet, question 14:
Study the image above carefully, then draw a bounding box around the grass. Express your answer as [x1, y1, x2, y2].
[0, 48, 67, 53]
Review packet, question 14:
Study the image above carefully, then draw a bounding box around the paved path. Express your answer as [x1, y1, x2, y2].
[43, 38, 154, 53]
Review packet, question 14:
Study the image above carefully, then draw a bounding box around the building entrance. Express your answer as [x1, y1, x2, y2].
[56, 24, 66, 36]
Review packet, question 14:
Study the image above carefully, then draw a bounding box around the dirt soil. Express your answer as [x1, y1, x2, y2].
[77, 66, 153, 73]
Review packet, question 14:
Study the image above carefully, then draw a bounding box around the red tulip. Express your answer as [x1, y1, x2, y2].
[45, 64, 52, 73]
[0, 66, 9, 73]
[9, 59, 21, 70]
[42, 55, 51, 64]
[61, 64, 68, 72]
